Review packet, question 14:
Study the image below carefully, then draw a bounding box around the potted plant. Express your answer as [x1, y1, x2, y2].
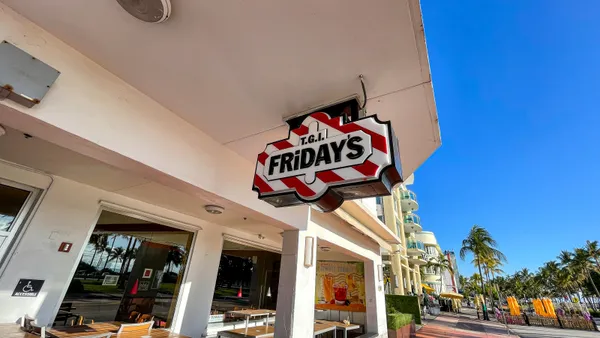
[387, 310, 415, 338]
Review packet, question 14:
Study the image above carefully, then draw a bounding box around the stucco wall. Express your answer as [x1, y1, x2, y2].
[0, 3, 309, 231]
[0, 161, 281, 337]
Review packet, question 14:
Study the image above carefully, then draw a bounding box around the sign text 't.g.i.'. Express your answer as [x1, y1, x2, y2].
[252, 111, 403, 212]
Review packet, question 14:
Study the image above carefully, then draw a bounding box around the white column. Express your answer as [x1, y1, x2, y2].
[415, 265, 423, 295]
[403, 263, 412, 294]
[274, 229, 317, 337]
[170, 227, 223, 337]
[391, 252, 404, 295]
[364, 258, 388, 337]
[412, 268, 418, 295]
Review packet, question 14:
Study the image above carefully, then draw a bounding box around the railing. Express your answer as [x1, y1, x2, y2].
[423, 267, 437, 274]
[407, 240, 425, 251]
[404, 213, 420, 225]
[497, 313, 597, 331]
[400, 190, 417, 202]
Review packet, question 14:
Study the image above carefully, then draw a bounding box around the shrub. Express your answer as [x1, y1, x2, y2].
[385, 295, 422, 324]
[589, 310, 600, 318]
[387, 312, 413, 330]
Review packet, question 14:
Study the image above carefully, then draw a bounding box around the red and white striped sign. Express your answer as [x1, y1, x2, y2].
[253, 112, 399, 211]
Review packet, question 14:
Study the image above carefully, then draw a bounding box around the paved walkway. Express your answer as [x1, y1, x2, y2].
[508, 324, 600, 338]
[417, 309, 517, 338]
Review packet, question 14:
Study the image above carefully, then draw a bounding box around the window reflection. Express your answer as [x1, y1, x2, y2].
[0, 184, 30, 232]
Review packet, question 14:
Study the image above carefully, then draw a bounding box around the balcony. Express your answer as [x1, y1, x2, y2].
[403, 213, 422, 233]
[406, 240, 425, 255]
[400, 190, 419, 211]
[408, 253, 427, 265]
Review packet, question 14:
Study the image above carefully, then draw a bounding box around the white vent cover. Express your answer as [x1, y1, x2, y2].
[116, 0, 171, 23]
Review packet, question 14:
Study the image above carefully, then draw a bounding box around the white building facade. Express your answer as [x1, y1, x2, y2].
[0, 1, 440, 337]
[416, 231, 444, 294]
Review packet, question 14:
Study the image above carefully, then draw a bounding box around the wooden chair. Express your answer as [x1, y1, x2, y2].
[128, 311, 141, 323]
[137, 313, 155, 323]
[69, 315, 85, 326]
[116, 321, 153, 335]
[21, 315, 46, 338]
[54, 302, 78, 326]
[73, 334, 112, 338]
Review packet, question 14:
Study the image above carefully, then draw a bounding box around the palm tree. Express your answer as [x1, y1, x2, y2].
[573, 248, 600, 308]
[108, 247, 126, 271]
[460, 225, 506, 320]
[426, 253, 453, 292]
[166, 246, 184, 273]
[482, 254, 504, 306]
[101, 235, 118, 272]
[558, 250, 596, 311]
[585, 240, 600, 271]
[88, 234, 108, 267]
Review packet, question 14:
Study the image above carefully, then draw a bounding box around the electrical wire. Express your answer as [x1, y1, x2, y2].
[359, 74, 368, 110]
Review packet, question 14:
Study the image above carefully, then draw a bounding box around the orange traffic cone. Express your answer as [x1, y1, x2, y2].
[237, 287, 242, 298]
[130, 279, 139, 295]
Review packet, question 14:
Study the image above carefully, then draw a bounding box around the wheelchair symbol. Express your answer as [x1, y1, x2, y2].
[22, 281, 34, 293]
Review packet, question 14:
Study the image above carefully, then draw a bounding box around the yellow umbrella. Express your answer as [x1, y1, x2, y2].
[440, 292, 464, 300]
[422, 284, 435, 293]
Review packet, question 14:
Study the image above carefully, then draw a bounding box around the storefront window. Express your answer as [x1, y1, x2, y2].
[209, 240, 281, 324]
[0, 180, 38, 266]
[0, 183, 30, 232]
[57, 210, 194, 328]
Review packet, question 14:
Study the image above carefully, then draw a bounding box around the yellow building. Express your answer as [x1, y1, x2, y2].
[378, 176, 430, 296]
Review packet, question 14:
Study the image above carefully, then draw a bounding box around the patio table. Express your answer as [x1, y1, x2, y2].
[227, 309, 275, 335]
[47, 322, 189, 338]
[317, 320, 361, 338]
[216, 325, 274, 338]
[314, 321, 337, 337]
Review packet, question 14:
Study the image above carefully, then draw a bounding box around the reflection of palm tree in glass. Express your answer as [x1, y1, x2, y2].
[108, 247, 125, 272]
[166, 246, 184, 273]
[0, 214, 15, 231]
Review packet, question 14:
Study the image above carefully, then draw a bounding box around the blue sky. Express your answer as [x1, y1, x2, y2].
[416, 0, 600, 277]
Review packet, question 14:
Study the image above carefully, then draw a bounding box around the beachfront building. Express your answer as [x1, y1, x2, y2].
[416, 231, 445, 294]
[378, 176, 430, 297]
[0, 1, 440, 337]
[442, 250, 461, 293]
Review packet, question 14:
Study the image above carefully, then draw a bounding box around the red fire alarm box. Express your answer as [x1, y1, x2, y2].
[58, 242, 73, 253]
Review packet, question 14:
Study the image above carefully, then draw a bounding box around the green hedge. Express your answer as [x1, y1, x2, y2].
[386, 312, 413, 330]
[385, 295, 422, 324]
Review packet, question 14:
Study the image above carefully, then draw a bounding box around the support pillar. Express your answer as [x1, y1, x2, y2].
[364, 258, 388, 337]
[411, 268, 418, 295]
[415, 265, 423, 295]
[403, 262, 412, 295]
[274, 229, 317, 337]
[391, 248, 404, 295]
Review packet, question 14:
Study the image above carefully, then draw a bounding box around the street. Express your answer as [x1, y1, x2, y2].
[417, 308, 600, 338]
[508, 325, 600, 338]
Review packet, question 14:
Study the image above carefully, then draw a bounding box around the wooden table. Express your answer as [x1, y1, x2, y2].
[216, 325, 274, 338]
[313, 321, 337, 337]
[46, 322, 189, 338]
[0, 324, 39, 338]
[317, 320, 360, 338]
[227, 309, 275, 335]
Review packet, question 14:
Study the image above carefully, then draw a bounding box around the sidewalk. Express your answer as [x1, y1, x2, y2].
[417, 308, 519, 338]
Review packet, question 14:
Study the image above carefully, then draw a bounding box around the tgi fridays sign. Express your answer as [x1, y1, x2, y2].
[253, 111, 403, 212]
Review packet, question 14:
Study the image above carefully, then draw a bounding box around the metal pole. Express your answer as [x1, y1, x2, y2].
[496, 287, 511, 336]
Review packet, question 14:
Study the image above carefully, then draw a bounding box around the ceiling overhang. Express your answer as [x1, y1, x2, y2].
[1, 0, 440, 178]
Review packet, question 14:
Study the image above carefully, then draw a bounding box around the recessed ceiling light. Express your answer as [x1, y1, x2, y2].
[116, 0, 171, 23]
[320, 246, 331, 252]
[204, 205, 224, 215]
